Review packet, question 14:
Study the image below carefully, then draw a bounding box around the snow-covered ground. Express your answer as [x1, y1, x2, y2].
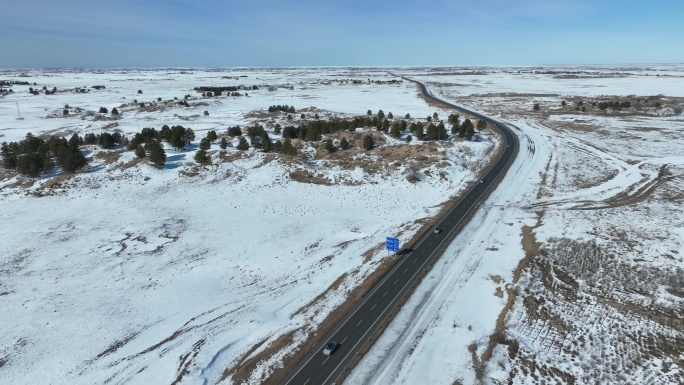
[3, 66, 682, 385]
[346, 66, 684, 385]
[0, 68, 495, 384]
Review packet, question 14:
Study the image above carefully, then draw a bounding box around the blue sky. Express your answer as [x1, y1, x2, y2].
[1, 0, 682, 67]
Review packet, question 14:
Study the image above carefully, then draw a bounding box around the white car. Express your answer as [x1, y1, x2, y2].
[433, 227, 442, 234]
[323, 341, 340, 356]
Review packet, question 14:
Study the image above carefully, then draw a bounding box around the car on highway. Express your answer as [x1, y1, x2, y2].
[479, 179, 486, 184]
[323, 341, 340, 355]
[433, 227, 442, 234]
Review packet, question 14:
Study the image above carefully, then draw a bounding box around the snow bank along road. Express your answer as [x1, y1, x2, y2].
[278, 80, 520, 385]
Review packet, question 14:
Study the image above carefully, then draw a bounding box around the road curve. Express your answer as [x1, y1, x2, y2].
[278, 79, 520, 385]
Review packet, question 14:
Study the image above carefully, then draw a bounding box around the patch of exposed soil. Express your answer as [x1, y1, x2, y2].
[115, 157, 144, 171]
[93, 148, 125, 165]
[477, 211, 544, 377]
[289, 170, 333, 185]
[93, 332, 141, 360]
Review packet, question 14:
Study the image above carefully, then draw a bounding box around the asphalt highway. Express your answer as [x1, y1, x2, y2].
[279, 80, 519, 385]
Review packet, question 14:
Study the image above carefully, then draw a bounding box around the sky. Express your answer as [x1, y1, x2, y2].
[1, 0, 683, 68]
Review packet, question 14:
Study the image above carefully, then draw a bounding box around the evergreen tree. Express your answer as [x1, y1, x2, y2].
[43, 154, 54, 172]
[135, 145, 146, 158]
[426, 124, 439, 140]
[99, 132, 115, 149]
[459, 118, 473, 138]
[194, 149, 209, 165]
[84, 133, 98, 145]
[433, 112, 439, 120]
[262, 132, 272, 152]
[2, 142, 17, 169]
[404, 113, 410, 119]
[465, 122, 475, 139]
[409, 122, 418, 133]
[437, 122, 447, 139]
[377, 110, 385, 120]
[305, 125, 321, 142]
[406, 135, 412, 143]
[325, 139, 335, 153]
[449, 115, 461, 134]
[220, 137, 228, 149]
[339, 137, 350, 150]
[281, 138, 296, 156]
[414, 124, 424, 140]
[16, 153, 43, 177]
[206, 130, 218, 142]
[367, 109, 372, 116]
[273, 140, 282, 153]
[448, 113, 460, 125]
[533, 103, 540, 111]
[56, 145, 86, 173]
[381, 119, 390, 132]
[199, 138, 211, 151]
[68, 134, 82, 149]
[476, 119, 487, 131]
[184, 127, 196, 144]
[227, 126, 242, 137]
[390, 123, 401, 138]
[146, 140, 166, 168]
[362, 135, 374, 151]
[387, 112, 393, 119]
[168, 125, 186, 150]
[236, 137, 250, 151]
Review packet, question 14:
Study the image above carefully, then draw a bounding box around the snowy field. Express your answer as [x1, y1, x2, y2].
[0, 68, 496, 384]
[345, 66, 684, 385]
[3, 66, 682, 385]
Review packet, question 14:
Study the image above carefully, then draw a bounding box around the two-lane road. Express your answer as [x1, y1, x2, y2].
[279, 80, 519, 385]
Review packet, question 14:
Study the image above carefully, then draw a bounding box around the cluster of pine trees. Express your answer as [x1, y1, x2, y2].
[227, 126, 242, 137]
[126, 129, 167, 167]
[28, 86, 58, 95]
[447, 113, 486, 139]
[125, 125, 199, 167]
[1, 133, 87, 177]
[268, 105, 296, 113]
[194, 86, 240, 93]
[83, 132, 126, 149]
[597, 100, 631, 111]
[194, 86, 254, 97]
[234, 124, 297, 156]
[128, 125, 195, 152]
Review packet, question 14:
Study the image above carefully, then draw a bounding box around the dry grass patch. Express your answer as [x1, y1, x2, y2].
[38, 174, 74, 190]
[289, 170, 333, 185]
[373, 144, 441, 163]
[93, 149, 125, 165]
[117, 157, 144, 171]
[218, 150, 245, 163]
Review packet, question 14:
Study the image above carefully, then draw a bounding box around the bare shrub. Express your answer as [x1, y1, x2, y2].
[544, 238, 684, 294]
[405, 161, 422, 183]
